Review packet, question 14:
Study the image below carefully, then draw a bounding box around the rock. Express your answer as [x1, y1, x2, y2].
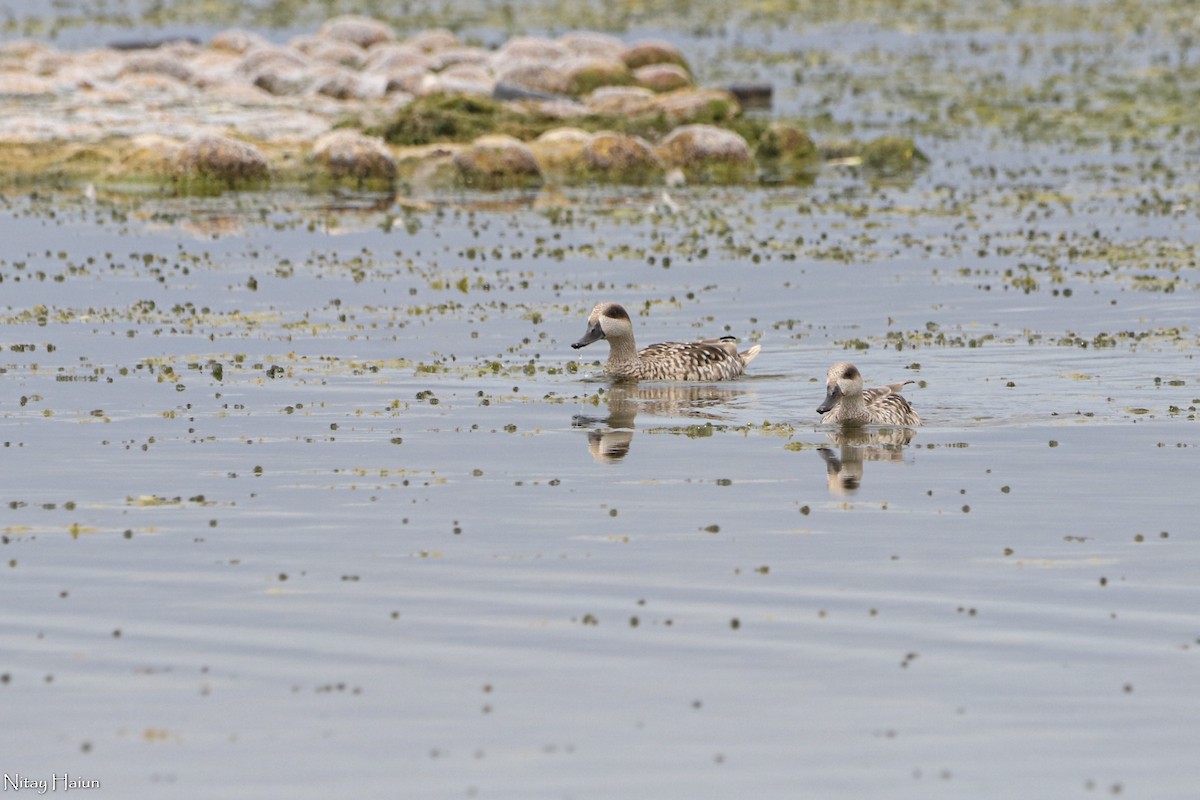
[861, 135, 929, 173]
[361, 43, 432, 74]
[175, 134, 270, 186]
[318, 16, 396, 49]
[429, 47, 491, 71]
[584, 85, 656, 116]
[0, 72, 58, 99]
[649, 87, 741, 125]
[312, 67, 369, 100]
[108, 133, 182, 179]
[529, 127, 592, 174]
[404, 29, 460, 54]
[396, 143, 463, 189]
[291, 36, 367, 69]
[494, 62, 569, 96]
[120, 51, 195, 83]
[621, 39, 689, 72]
[561, 56, 631, 96]
[238, 46, 313, 95]
[453, 134, 542, 189]
[582, 132, 664, 181]
[384, 66, 429, 95]
[497, 36, 568, 64]
[755, 122, 817, 161]
[755, 123, 819, 183]
[210, 28, 270, 55]
[558, 31, 625, 61]
[311, 130, 396, 182]
[656, 124, 751, 183]
[417, 64, 494, 97]
[633, 63, 691, 93]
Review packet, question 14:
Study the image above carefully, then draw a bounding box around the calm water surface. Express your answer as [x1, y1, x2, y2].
[3, 2, 1200, 794]
[2, 175, 1198, 799]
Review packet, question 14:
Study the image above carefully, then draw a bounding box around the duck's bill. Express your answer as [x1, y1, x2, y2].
[816, 384, 842, 414]
[571, 322, 604, 349]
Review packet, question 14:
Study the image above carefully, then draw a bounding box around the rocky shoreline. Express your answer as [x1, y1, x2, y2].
[0, 15, 925, 190]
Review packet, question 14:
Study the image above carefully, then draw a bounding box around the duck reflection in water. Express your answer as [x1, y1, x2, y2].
[817, 427, 916, 495]
[573, 383, 752, 463]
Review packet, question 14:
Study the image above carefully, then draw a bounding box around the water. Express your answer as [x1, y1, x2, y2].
[2, 176, 1198, 799]
[4, 2, 1200, 796]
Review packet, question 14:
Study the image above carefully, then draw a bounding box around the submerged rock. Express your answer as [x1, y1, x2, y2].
[861, 135, 929, 174]
[584, 86, 657, 116]
[562, 56, 631, 96]
[621, 39, 690, 72]
[558, 31, 625, 61]
[582, 132, 664, 182]
[453, 134, 542, 189]
[529, 127, 592, 174]
[310, 130, 396, 183]
[657, 124, 752, 183]
[318, 16, 396, 49]
[175, 134, 270, 186]
[650, 88, 740, 125]
[633, 63, 691, 93]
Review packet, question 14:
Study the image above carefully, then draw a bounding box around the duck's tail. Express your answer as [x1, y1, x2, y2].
[740, 344, 762, 366]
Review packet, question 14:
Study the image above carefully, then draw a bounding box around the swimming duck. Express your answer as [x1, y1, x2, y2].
[571, 302, 761, 381]
[817, 361, 921, 426]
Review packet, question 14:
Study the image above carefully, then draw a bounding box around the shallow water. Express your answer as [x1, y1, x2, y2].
[5, 1, 1200, 796]
[3, 175, 1199, 798]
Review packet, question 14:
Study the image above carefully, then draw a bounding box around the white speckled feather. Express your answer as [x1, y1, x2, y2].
[818, 362, 921, 426]
[572, 302, 760, 381]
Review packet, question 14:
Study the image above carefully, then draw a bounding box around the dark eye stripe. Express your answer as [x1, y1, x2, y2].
[603, 304, 630, 321]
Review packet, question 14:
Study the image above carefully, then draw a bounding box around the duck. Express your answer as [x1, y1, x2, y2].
[571, 302, 761, 381]
[817, 361, 921, 426]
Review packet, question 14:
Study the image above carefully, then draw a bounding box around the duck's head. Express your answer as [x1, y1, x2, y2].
[572, 302, 631, 349]
[817, 361, 863, 413]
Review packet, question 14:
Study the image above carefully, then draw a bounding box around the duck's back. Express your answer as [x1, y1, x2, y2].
[610, 339, 759, 381]
[866, 392, 921, 426]
[821, 382, 921, 426]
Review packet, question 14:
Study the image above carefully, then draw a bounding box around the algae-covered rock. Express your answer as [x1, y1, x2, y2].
[107, 134, 182, 181]
[175, 134, 270, 188]
[417, 64, 494, 97]
[558, 31, 625, 61]
[0, 72, 57, 98]
[754, 123, 819, 184]
[584, 86, 657, 117]
[657, 124, 751, 183]
[633, 63, 692, 93]
[238, 46, 312, 96]
[210, 28, 270, 55]
[494, 62, 569, 96]
[650, 88, 740, 125]
[403, 29, 460, 54]
[378, 92, 561, 145]
[582, 132, 664, 183]
[453, 134, 542, 189]
[394, 143, 463, 189]
[291, 36, 367, 69]
[562, 56, 632, 96]
[310, 130, 396, 183]
[496, 36, 569, 64]
[529, 127, 592, 175]
[381, 93, 507, 145]
[755, 122, 817, 161]
[621, 39, 690, 73]
[861, 135, 928, 174]
[318, 15, 396, 49]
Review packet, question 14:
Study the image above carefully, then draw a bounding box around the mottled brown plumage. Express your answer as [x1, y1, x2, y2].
[572, 302, 760, 381]
[817, 361, 921, 426]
